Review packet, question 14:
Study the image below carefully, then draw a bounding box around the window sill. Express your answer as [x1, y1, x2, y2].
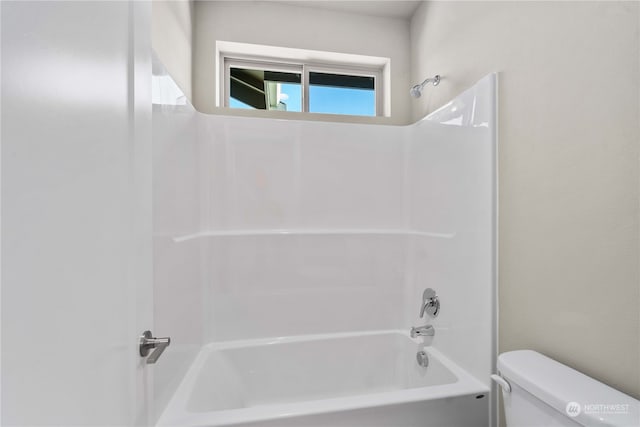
[208, 106, 398, 126]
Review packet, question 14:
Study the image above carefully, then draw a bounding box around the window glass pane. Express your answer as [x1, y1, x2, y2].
[229, 67, 302, 112]
[229, 97, 254, 110]
[309, 72, 375, 116]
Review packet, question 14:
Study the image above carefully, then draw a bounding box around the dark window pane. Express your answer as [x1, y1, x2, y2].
[229, 67, 301, 112]
[309, 72, 374, 90]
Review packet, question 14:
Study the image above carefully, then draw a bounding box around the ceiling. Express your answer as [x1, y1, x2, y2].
[275, 1, 422, 19]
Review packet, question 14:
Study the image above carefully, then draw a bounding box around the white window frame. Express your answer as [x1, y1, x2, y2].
[217, 41, 389, 117]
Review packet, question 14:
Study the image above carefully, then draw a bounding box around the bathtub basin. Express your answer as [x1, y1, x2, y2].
[157, 330, 489, 426]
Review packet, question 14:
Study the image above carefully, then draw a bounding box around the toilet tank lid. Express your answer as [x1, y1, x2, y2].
[497, 350, 640, 427]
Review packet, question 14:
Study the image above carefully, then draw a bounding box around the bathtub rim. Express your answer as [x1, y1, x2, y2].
[157, 329, 489, 427]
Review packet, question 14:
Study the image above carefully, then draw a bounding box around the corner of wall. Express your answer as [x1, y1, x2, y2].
[151, 0, 193, 103]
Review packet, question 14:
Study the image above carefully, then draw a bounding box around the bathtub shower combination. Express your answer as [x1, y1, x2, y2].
[161, 332, 488, 426]
[152, 58, 497, 426]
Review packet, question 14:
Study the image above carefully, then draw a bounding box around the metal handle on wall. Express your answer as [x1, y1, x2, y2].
[139, 330, 171, 364]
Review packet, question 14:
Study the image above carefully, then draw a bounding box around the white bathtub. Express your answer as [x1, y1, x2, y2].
[157, 330, 489, 427]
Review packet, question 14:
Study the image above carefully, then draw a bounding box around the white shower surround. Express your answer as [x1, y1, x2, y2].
[152, 71, 497, 424]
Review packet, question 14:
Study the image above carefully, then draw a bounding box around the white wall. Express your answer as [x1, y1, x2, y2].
[152, 0, 193, 101]
[192, 0, 412, 125]
[2, 1, 154, 425]
[152, 60, 203, 421]
[411, 1, 640, 399]
[199, 115, 408, 341]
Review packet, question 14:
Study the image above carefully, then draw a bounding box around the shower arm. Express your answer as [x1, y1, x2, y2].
[418, 75, 440, 89]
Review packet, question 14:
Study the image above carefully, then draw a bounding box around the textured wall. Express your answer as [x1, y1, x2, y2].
[192, 0, 412, 124]
[152, 0, 193, 100]
[411, 1, 640, 399]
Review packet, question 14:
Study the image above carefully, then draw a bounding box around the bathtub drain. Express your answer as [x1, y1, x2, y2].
[416, 350, 429, 368]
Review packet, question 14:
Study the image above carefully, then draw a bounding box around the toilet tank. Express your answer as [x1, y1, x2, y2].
[497, 350, 639, 427]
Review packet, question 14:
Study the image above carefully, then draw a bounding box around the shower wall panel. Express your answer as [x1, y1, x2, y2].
[200, 117, 406, 230]
[406, 74, 497, 391]
[205, 233, 409, 341]
[153, 100, 204, 419]
[196, 115, 409, 341]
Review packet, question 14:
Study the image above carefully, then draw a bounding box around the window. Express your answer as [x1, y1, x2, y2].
[218, 42, 388, 117]
[308, 71, 376, 116]
[227, 61, 303, 112]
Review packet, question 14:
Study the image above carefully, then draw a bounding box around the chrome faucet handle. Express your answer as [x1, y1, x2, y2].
[139, 330, 171, 364]
[419, 288, 440, 318]
[410, 325, 435, 338]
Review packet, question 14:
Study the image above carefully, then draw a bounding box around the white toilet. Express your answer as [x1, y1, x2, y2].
[493, 350, 640, 426]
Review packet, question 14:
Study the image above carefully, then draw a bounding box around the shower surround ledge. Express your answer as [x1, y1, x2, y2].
[172, 229, 456, 242]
